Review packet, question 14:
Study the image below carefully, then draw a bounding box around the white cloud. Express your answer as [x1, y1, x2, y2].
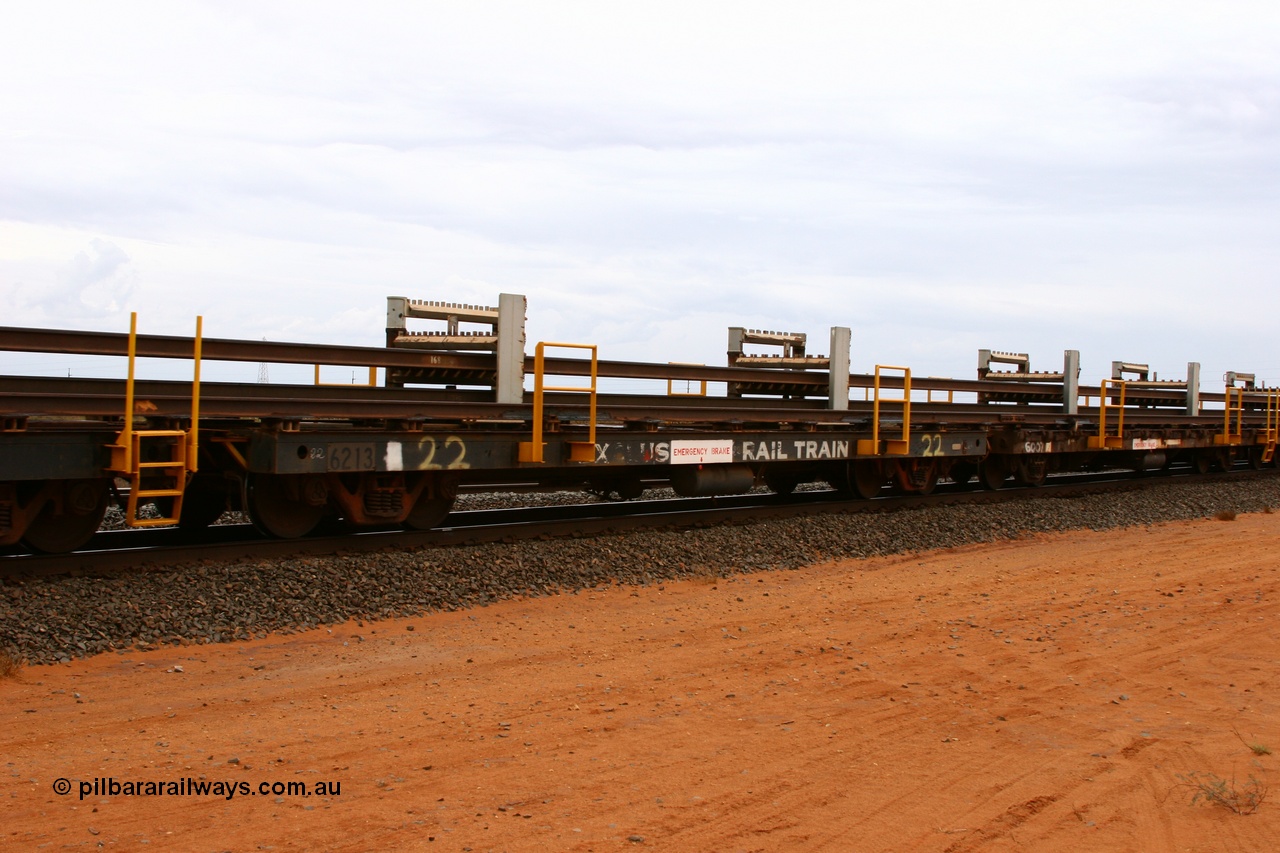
[1, 1, 1278, 389]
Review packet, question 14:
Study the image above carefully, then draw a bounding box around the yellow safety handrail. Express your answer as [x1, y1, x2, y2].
[858, 365, 911, 455]
[1216, 386, 1244, 445]
[925, 387, 954, 404]
[189, 316, 202, 473]
[1265, 390, 1280, 464]
[520, 342, 598, 464]
[114, 313, 140, 474]
[108, 313, 203, 526]
[666, 363, 708, 397]
[1089, 378, 1127, 449]
[314, 365, 378, 386]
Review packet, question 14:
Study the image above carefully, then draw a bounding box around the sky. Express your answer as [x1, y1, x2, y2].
[2, 1, 1278, 391]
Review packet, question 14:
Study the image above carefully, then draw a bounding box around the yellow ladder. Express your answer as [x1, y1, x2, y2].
[107, 314, 203, 527]
[857, 365, 911, 456]
[113, 430, 191, 526]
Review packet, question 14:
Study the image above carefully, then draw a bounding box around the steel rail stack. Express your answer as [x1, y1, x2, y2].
[0, 293, 1276, 553]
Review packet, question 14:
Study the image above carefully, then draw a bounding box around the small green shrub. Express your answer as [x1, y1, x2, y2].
[1177, 771, 1268, 815]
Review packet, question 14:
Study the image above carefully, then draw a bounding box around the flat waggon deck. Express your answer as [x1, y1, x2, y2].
[0, 293, 1275, 552]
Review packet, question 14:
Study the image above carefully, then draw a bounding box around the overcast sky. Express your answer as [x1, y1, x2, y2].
[2, 2, 1278, 390]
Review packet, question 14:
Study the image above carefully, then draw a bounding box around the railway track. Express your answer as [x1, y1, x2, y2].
[2, 466, 1264, 580]
[5, 467, 1277, 666]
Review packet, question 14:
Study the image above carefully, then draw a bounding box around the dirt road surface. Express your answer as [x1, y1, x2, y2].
[4, 514, 1278, 851]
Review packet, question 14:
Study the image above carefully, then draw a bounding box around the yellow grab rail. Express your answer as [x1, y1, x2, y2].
[112, 312, 140, 474]
[858, 365, 911, 455]
[1089, 378, 1127, 449]
[314, 365, 378, 386]
[1216, 386, 1244, 445]
[519, 342, 598, 464]
[1262, 390, 1278, 463]
[108, 313, 203, 526]
[926, 387, 954, 404]
[189, 316, 202, 473]
[667, 363, 708, 397]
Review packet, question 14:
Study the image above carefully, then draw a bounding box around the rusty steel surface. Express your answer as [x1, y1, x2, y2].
[0, 326, 1247, 413]
[0, 326, 502, 378]
[0, 375, 1260, 433]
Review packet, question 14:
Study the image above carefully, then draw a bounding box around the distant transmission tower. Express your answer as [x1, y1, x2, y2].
[257, 338, 269, 383]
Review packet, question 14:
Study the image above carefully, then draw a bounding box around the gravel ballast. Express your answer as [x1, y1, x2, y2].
[3, 476, 1278, 665]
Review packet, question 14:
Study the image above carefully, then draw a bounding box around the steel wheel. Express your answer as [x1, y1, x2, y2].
[979, 456, 1007, 491]
[22, 479, 109, 554]
[405, 475, 458, 530]
[404, 494, 455, 530]
[764, 470, 799, 496]
[180, 487, 229, 530]
[246, 474, 325, 539]
[156, 477, 228, 530]
[850, 461, 887, 499]
[949, 461, 978, 489]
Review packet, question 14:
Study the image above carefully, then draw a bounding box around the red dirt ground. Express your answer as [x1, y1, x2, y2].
[4, 514, 1279, 852]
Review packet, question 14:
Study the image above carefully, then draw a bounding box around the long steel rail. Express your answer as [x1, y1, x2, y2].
[0, 326, 1251, 418]
[0, 377, 1249, 437]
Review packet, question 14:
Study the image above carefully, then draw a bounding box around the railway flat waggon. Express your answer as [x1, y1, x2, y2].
[0, 294, 1275, 553]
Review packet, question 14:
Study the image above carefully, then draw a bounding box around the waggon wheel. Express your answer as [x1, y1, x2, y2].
[246, 474, 325, 539]
[948, 461, 978, 489]
[179, 487, 229, 530]
[764, 470, 799, 496]
[586, 478, 645, 502]
[850, 461, 887, 499]
[404, 475, 458, 530]
[21, 478, 110, 554]
[156, 477, 228, 530]
[979, 456, 1007, 491]
[404, 495, 455, 530]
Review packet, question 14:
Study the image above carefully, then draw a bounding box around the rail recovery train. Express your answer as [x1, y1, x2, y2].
[0, 294, 1276, 553]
